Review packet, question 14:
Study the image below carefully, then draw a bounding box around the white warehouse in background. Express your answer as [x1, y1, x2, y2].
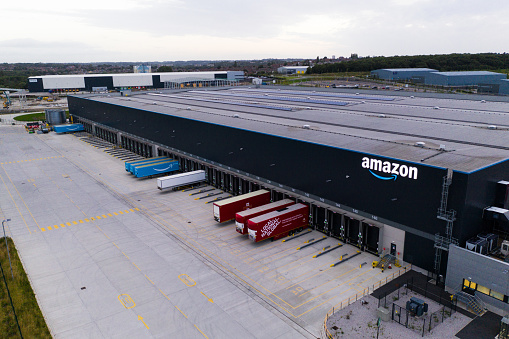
[277, 66, 309, 75]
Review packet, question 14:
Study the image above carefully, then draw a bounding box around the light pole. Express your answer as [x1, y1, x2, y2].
[2, 219, 14, 279]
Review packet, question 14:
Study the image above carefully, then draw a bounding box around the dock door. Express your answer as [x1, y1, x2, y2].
[362, 222, 380, 255]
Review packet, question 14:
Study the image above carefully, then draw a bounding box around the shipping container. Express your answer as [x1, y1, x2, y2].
[129, 158, 171, 174]
[247, 203, 309, 242]
[213, 190, 270, 223]
[125, 156, 167, 172]
[134, 159, 179, 178]
[235, 199, 294, 234]
[157, 170, 206, 190]
[53, 123, 84, 134]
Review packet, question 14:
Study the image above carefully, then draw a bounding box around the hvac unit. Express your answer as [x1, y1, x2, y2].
[465, 237, 488, 255]
[477, 233, 498, 253]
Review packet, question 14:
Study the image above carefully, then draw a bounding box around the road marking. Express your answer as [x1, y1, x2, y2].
[0, 156, 63, 165]
[133, 262, 141, 271]
[145, 275, 154, 285]
[40, 209, 141, 232]
[118, 294, 136, 309]
[138, 315, 149, 329]
[174, 306, 188, 318]
[194, 324, 208, 338]
[200, 291, 214, 303]
[178, 274, 196, 287]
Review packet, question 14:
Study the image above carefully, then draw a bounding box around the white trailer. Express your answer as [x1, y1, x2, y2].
[157, 170, 206, 190]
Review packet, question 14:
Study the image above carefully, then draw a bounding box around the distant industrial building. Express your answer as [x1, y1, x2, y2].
[133, 65, 151, 73]
[370, 68, 438, 81]
[479, 79, 509, 96]
[277, 66, 309, 75]
[27, 71, 244, 93]
[424, 71, 506, 87]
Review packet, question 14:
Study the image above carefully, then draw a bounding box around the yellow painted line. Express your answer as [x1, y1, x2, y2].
[124, 210, 130, 213]
[85, 218, 90, 222]
[159, 289, 170, 301]
[102, 214, 107, 218]
[122, 252, 129, 259]
[73, 221, 78, 225]
[118, 294, 136, 309]
[0, 169, 32, 234]
[175, 306, 188, 319]
[133, 262, 141, 271]
[119, 211, 124, 214]
[96, 216, 101, 219]
[41, 228, 46, 232]
[54, 225, 59, 229]
[61, 223, 65, 228]
[90, 217, 95, 221]
[113, 212, 118, 216]
[285, 266, 334, 290]
[194, 324, 208, 339]
[48, 226, 52, 230]
[178, 274, 196, 287]
[135, 208, 140, 211]
[138, 315, 149, 329]
[79, 220, 84, 223]
[66, 222, 71, 226]
[112, 242, 119, 249]
[145, 275, 154, 285]
[108, 213, 113, 217]
[129, 209, 134, 212]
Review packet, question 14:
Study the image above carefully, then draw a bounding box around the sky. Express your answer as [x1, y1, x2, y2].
[2, 0, 509, 63]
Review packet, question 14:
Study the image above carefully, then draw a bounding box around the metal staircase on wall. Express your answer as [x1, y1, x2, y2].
[376, 249, 397, 269]
[453, 286, 488, 316]
[434, 171, 459, 278]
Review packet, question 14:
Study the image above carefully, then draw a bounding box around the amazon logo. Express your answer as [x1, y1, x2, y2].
[361, 157, 418, 181]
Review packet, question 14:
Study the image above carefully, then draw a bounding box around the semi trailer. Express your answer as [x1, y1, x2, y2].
[133, 159, 179, 178]
[235, 199, 294, 235]
[125, 156, 166, 172]
[53, 123, 84, 133]
[128, 158, 170, 174]
[213, 190, 271, 223]
[157, 170, 206, 190]
[247, 203, 309, 242]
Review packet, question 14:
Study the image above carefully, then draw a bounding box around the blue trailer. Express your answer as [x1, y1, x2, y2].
[129, 158, 172, 174]
[53, 123, 84, 133]
[125, 157, 167, 172]
[134, 160, 179, 178]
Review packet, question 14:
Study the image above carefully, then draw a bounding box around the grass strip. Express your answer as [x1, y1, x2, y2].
[0, 237, 51, 338]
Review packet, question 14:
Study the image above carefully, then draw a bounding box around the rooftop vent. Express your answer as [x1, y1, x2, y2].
[307, 97, 311, 99]
[410, 96, 415, 99]
[153, 102, 157, 105]
[303, 125, 311, 129]
[378, 114, 386, 118]
[433, 106, 439, 110]
[415, 142, 426, 147]
[355, 93, 360, 95]
[233, 114, 240, 118]
[481, 100, 486, 103]
[439, 144, 446, 151]
[488, 125, 497, 130]
[126, 98, 131, 101]
[107, 95, 111, 98]
[305, 107, 312, 110]
[361, 101, 366, 104]
[264, 94, 269, 96]
[186, 107, 191, 110]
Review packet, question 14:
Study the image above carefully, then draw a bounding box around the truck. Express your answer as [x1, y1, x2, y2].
[25, 122, 41, 133]
[235, 199, 294, 235]
[53, 123, 84, 134]
[213, 190, 271, 223]
[247, 203, 309, 242]
[157, 170, 206, 190]
[125, 156, 167, 173]
[131, 158, 174, 175]
[133, 159, 179, 178]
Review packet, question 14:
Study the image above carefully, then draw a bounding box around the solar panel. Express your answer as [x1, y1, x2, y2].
[147, 93, 293, 111]
[192, 91, 349, 106]
[229, 88, 395, 101]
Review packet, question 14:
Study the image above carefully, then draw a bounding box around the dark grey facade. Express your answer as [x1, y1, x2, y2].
[370, 68, 438, 80]
[67, 89, 509, 275]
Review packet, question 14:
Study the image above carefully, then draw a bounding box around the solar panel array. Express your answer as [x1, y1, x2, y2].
[230, 88, 395, 101]
[147, 93, 293, 111]
[192, 91, 349, 106]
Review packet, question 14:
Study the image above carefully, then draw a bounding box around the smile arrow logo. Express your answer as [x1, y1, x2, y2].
[369, 170, 398, 181]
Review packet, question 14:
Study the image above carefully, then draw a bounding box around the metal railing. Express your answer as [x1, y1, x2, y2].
[322, 264, 411, 338]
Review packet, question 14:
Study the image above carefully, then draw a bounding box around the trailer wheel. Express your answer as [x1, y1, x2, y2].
[289, 230, 294, 236]
[298, 227, 303, 232]
[270, 237, 275, 242]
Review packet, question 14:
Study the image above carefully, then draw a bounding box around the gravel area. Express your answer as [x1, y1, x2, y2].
[325, 290, 472, 338]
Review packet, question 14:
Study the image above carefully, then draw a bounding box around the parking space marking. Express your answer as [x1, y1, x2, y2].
[40, 209, 141, 233]
[0, 168, 32, 234]
[0, 155, 63, 165]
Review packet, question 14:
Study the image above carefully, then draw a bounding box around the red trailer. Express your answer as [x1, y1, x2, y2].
[247, 203, 309, 242]
[213, 190, 271, 223]
[235, 199, 294, 234]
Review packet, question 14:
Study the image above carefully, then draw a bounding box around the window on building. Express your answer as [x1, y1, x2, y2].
[491, 290, 505, 301]
[477, 284, 490, 296]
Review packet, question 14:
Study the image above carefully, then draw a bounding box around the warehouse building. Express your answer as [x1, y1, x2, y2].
[67, 87, 509, 310]
[478, 79, 509, 96]
[277, 66, 309, 75]
[370, 68, 438, 80]
[424, 71, 507, 87]
[27, 71, 244, 93]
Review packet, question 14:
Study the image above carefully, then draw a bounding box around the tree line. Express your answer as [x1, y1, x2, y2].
[308, 53, 509, 74]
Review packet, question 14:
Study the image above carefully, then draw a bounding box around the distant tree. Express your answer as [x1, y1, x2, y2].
[157, 66, 173, 72]
[233, 61, 238, 67]
[351, 53, 359, 59]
